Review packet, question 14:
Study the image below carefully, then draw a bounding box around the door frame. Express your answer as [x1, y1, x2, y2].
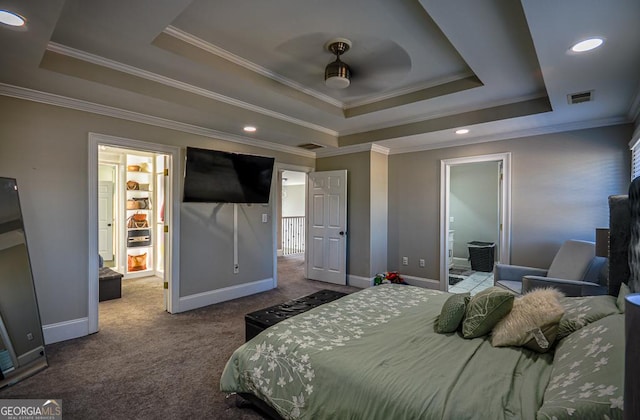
[88, 133, 181, 334]
[440, 152, 511, 291]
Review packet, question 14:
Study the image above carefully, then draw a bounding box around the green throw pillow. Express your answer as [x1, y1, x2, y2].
[462, 287, 514, 339]
[537, 314, 624, 420]
[435, 293, 470, 333]
[616, 282, 631, 313]
[556, 295, 620, 340]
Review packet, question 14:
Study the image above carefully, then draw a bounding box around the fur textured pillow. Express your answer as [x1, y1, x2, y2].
[491, 288, 565, 352]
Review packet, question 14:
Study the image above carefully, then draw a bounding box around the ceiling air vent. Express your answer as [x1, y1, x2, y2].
[297, 143, 324, 150]
[568, 90, 593, 104]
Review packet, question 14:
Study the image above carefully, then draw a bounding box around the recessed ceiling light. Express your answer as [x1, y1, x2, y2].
[243, 126, 257, 133]
[570, 37, 604, 53]
[455, 129, 469, 135]
[0, 10, 25, 27]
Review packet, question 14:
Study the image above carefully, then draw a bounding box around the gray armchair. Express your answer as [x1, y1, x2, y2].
[494, 239, 608, 296]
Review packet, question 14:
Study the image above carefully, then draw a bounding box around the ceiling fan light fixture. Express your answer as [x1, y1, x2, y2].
[325, 58, 351, 89]
[324, 38, 352, 89]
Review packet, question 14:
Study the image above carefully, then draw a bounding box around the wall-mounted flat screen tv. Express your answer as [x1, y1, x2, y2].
[183, 147, 275, 203]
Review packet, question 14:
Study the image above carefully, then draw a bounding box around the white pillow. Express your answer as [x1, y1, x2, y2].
[491, 288, 565, 352]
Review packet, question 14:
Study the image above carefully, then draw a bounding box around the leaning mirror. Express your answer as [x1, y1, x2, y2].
[0, 177, 47, 388]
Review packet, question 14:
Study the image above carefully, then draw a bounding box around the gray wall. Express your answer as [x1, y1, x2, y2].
[317, 151, 371, 278]
[450, 161, 500, 260]
[370, 151, 388, 276]
[282, 184, 305, 217]
[0, 96, 313, 326]
[389, 124, 633, 280]
[180, 202, 273, 295]
[316, 150, 389, 279]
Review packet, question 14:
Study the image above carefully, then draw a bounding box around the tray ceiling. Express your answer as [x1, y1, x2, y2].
[0, 0, 638, 155]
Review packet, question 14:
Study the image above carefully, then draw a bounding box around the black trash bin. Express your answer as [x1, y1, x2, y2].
[467, 241, 496, 272]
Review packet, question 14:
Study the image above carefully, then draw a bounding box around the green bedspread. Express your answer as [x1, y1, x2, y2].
[221, 285, 555, 419]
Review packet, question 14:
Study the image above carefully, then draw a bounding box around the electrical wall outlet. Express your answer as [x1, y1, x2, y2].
[234, 264, 239, 274]
[262, 213, 268, 223]
[402, 256, 409, 265]
[419, 258, 425, 268]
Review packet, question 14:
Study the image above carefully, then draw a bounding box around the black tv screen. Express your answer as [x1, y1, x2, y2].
[183, 147, 275, 203]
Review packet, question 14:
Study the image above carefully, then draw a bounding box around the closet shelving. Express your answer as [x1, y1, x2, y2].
[125, 154, 154, 276]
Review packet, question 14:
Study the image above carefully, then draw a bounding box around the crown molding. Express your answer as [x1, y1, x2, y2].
[315, 142, 389, 158]
[387, 116, 630, 155]
[0, 83, 316, 158]
[46, 42, 337, 137]
[164, 26, 344, 109]
[371, 144, 391, 155]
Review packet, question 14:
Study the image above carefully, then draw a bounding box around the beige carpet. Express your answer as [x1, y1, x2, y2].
[0, 255, 358, 419]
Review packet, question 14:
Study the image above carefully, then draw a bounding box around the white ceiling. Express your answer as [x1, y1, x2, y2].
[0, 0, 639, 156]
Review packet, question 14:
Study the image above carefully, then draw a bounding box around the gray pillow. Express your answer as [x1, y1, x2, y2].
[462, 287, 514, 339]
[435, 293, 470, 333]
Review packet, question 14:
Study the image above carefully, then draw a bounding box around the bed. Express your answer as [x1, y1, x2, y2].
[221, 182, 638, 420]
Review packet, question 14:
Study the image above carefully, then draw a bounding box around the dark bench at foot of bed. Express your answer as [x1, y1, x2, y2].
[245, 289, 347, 342]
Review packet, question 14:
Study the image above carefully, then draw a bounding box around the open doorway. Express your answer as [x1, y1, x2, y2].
[88, 133, 181, 335]
[440, 153, 511, 295]
[277, 170, 307, 281]
[274, 165, 314, 288]
[280, 170, 307, 256]
[98, 146, 168, 278]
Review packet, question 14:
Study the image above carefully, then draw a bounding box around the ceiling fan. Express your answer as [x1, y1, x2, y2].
[324, 38, 352, 89]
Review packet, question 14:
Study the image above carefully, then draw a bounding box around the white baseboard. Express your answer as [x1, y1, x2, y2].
[402, 275, 442, 290]
[177, 277, 275, 313]
[348, 275, 374, 288]
[42, 318, 90, 345]
[42, 279, 275, 342]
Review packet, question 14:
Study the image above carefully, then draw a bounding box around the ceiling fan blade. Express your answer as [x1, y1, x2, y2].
[349, 40, 412, 79]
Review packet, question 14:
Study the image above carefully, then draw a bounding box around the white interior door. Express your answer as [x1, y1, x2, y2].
[305, 170, 347, 285]
[98, 181, 114, 261]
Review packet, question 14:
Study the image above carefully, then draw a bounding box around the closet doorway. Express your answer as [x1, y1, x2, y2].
[440, 153, 512, 293]
[89, 134, 181, 334]
[98, 146, 168, 280]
